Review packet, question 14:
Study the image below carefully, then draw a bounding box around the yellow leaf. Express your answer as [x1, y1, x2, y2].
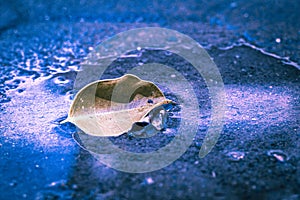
[62, 74, 173, 137]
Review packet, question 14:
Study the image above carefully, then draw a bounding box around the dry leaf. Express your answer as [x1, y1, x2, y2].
[62, 74, 173, 137]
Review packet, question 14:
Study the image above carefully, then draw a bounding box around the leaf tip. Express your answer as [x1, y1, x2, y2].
[168, 99, 177, 105]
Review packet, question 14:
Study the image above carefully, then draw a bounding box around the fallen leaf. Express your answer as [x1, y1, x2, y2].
[62, 74, 173, 136]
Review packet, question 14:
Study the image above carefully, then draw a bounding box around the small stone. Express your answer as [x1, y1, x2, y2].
[226, 151, 245, 161]
[267, 150, 287, 162]
[212, 171, 216, 178]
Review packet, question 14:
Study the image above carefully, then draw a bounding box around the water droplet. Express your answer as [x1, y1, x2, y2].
[47, 180, 67, 188]
[145, 177, 154, 185]
[267, 150, 287, 162]
[226, 151, 245, 161]
[9, 180, 17, 187]
[212, 171, 216, 178]
[71, 184, 78, 190]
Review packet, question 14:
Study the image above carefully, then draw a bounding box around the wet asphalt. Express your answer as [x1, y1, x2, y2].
[0, 1, 299, 199]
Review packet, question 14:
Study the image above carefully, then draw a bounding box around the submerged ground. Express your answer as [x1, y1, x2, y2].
[0, 1, 299, 199]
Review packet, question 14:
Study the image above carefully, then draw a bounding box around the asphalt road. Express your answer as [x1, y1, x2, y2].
[0, 1, 299, 199]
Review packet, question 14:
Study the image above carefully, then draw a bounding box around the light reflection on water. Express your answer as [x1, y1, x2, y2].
[3, 77, 75, 148]
[225, 85, 296, 124]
